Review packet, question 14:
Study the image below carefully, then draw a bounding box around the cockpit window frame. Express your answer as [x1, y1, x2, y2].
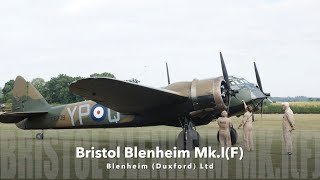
[229, 76, 252, 89]
[229, 79, 240, 89]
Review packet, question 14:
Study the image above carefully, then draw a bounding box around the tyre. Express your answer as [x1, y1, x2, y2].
[36, 133, 44, 140]
[217, 127, 238, 145]
[230, 127, 238, 145]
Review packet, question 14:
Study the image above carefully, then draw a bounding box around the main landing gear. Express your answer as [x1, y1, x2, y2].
[36, 130, 44, 140]
[176, 117, 238, 149]
[177, 117, 201, 150]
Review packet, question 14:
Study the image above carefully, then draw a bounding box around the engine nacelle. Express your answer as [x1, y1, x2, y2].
[190, 77, 228, 112]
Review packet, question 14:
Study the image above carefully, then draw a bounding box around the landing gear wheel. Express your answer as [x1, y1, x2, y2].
[230, 127, 238, 145]
[217, 127, 238, 145]
[177, 118, 201, 150]
[36, 132, 44, 140]
[192, 131, 200, 147]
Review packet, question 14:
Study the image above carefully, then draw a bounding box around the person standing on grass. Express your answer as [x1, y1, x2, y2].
[217, 110, 232, 147]
[282, 102, 295, 155]
[238, 100, 254, 152]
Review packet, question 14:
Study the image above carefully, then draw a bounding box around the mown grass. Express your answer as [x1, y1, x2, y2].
[0, 114, 319, 179]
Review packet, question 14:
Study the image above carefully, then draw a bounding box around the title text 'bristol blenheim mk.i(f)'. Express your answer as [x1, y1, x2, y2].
[0, 52, 271, 150]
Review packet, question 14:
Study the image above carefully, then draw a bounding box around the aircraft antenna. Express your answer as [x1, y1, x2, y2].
[166, 62, 171, 85]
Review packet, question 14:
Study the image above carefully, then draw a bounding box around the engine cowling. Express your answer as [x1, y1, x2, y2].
[190, 77, 228, 112]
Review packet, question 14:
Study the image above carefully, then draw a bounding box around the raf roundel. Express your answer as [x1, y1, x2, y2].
[90, 104, 107, 122]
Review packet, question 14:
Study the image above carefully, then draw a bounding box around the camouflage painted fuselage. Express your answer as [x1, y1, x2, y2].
[15, 100, 153, 130]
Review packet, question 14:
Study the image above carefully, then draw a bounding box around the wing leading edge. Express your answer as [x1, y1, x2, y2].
[69, 78, 189, 114]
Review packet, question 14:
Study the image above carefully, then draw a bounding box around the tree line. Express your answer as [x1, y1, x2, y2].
[272, 96, 320, 102]
[0, 73, 140, 104]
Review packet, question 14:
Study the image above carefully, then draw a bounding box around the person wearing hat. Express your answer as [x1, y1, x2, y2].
[282, 102, 295, 155]
[217, 110, 232, 147]
[238, 100, 254, 151]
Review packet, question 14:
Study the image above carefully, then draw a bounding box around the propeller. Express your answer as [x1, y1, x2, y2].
[254, 62, 263, 93]
[220, 52, 231, 91]
[253, 62, 271, 119]
[219, 52, 238, 113]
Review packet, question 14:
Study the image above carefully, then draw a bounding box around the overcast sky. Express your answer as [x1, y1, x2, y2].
[0, 0, 319, 97]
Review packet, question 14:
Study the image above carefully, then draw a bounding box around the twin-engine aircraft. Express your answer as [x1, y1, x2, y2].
[0, 52, 270, 149]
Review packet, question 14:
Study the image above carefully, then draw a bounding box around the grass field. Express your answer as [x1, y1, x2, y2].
[0, 114, 319, 179]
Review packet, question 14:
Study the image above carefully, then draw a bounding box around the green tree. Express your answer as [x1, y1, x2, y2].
[44, 74, 84, 104]
[31, 78, 46, 95]
[2, 80, 14, 103]
[90, 72, 116, 78]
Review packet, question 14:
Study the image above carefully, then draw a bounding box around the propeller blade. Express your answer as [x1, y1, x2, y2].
[254, 62, 263, 93]
[219, 52, 232, 112]
[220, 52, 230, 90]
[227, 95, 231, 113]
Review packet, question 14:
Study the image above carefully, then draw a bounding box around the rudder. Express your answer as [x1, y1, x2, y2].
[12, 76, 50, 112]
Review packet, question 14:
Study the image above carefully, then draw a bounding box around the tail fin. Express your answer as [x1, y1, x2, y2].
[12, 76, 50, 112]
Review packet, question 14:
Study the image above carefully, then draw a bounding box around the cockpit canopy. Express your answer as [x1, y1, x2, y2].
[230, 76, 265, 100]
[229, 76, 252, 89]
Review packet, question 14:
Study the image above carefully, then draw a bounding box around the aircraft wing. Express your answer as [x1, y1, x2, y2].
[69, 78, 189, 114]
[0, 112, 48, 123]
